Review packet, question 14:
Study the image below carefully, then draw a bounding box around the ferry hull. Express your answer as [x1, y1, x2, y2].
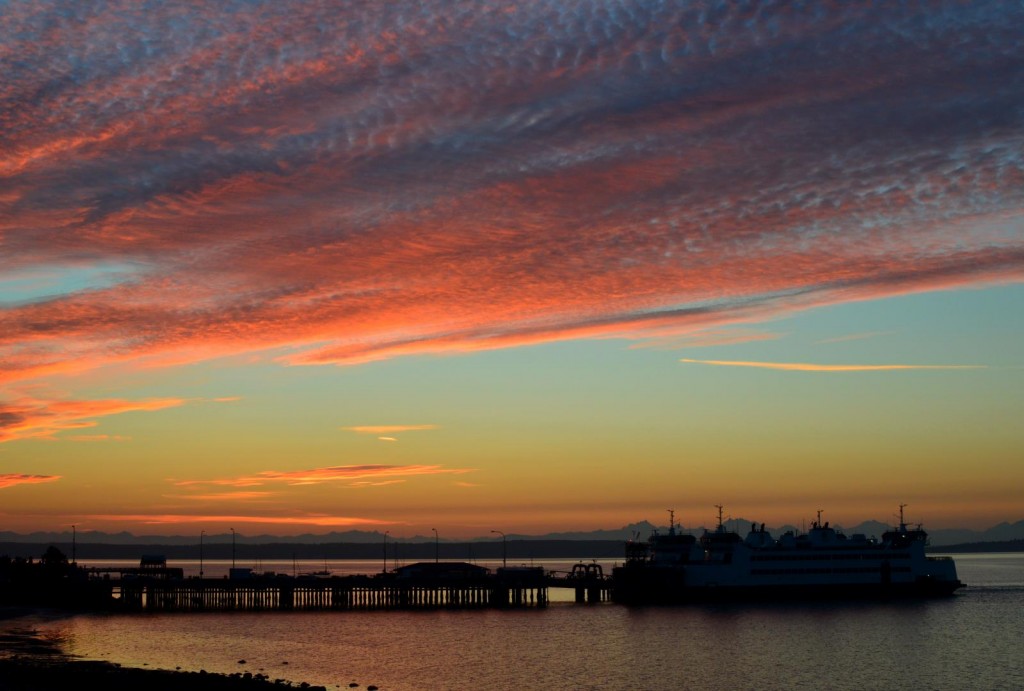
[611, 569, 963, 605]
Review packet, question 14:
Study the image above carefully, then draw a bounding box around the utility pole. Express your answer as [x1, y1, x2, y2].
[432, 528, 438, 563]
[200, 530, 205, 578]
[230, 527, 236, 569]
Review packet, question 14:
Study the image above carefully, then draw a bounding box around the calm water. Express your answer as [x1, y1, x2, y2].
[6, 553, 1023, 690]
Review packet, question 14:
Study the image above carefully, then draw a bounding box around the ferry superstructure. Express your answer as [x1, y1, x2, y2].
[611, 506, 964, 604]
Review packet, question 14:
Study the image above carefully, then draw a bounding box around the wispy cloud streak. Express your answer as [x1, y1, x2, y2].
[88, 514, 393, 528]
[0, 397, 186, 443]
[1, 1, 1022, 409]
[680, 358, 986, 372]
[343, 425, 439, 435]
[174, 464, 476, 488]
[0, 473, 61, 489]
[815, 332, 894, 345]
[173, 492, 276, 502]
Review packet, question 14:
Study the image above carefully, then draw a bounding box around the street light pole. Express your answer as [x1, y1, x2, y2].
[200, 530, 205, 578]
[71, 524, 76, 565]
[432, 528, 438, 563]
[230, 527, 236, 569]
[491, 530, 506, 568]
[383, 531, 389, 573]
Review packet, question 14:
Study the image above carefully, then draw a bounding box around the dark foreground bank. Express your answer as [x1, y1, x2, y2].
[0, 610, 379, 691]
[0, 657, 339, 691]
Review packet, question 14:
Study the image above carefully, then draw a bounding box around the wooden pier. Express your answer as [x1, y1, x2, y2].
[104, 562, 598, 612]
[115, 576, 546, 612]
[3, 556, 612, 612]
[106, 562, 612, 612]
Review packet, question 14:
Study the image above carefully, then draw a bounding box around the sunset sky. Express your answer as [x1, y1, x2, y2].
[2, 1, 1022, 539]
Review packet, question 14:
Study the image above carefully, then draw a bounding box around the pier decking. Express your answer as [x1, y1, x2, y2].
[93, 562, 611, 612]
[2, 553, 612, 612]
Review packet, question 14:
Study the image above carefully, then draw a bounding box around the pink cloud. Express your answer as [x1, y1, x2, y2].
[1, 1, 1021, 409]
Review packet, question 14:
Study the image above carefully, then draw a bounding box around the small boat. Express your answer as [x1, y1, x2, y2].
[299, 559, 333, 578]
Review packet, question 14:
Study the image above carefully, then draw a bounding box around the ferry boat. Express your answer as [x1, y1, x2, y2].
[611, 506, 964, 604]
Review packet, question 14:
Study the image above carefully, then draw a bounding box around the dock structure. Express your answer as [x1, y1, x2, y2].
[2, 553, 613, 612]
[546, 562, 612, 604]
[107, 561, 580, 612]
[116, 576, 499, 612]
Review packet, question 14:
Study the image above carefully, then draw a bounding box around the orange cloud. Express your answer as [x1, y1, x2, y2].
[343, 425, 439, 434]
[680, 358, 987, 372]
[87, 514, 393, 528]
[0, 473, 62, 489]
[173, 492, 276, 502]
[174, 464, 476, 488]
[0, 397, 186, 443]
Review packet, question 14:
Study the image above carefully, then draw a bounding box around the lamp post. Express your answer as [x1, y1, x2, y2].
[230, 527, 236, 569]
[200, 530, 205, 578]
[383, 531, 389, 573]
[71, 524, 76, 565]
[432, 528, 438, 563]
[491, 530, 506, 568]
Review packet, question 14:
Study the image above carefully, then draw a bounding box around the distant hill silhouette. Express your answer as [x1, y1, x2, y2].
[2, 518, 1022, 550]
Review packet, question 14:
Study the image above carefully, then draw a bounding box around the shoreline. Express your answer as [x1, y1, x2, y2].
[0, 657, 334, 691]
[0, 608, 364, 691]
